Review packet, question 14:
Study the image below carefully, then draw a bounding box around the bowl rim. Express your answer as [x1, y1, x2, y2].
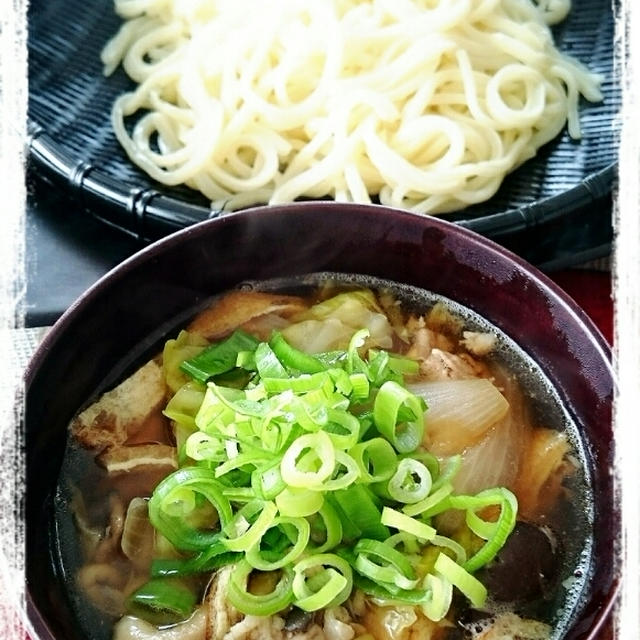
[25, 202, 613, 386]
[23, 201, 617, 640]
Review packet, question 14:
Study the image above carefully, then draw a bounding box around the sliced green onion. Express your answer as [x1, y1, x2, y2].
[349, 373, 370, 400]
[180, 330, 259, 383]
[221, 486, 255, 502]
[421, 573, 452, 622]
[127, 578, 197, 625]
[314, 350, 348, 367]
[431, 455, 462, 491]
[351, 572, 427, 604]
[387, 354, 420, 376]
[222, 501, 278, 552]
[150, 316, 522, 624]
[262, 372, 330, 394]
[292, 554, 353, 611]
[332, 485, 389, 541]
[367, 349, 391, 386]
[148, 467, 232, 551]
[322, 451, 360, 491]
[194, 387, 236, 434]
[184, 431, 225, 462]
[251, 459, 286, 500]
[235, 349, 257, 371]
[385, 532, 421, 555]
[403, 450, 440, 482]
[373, 381, 425, 453]
[467, 509, 499, 540]
[270, 332, 327, 374]
[324, 409, 361, 450]
[281, 431, 335, 489]
[434, 552, 487, 608]
[429, 488, 518, 572]
[402, 482, 454, 517]
[388, 458, 432, 504]
[460, 489, 518, 573]
[354, 539, 416, 585]
[355, 554, 418, 590]
[245, 517, 310, 570]
[346, 329, 371, 376]
[431, 534, 467, 565]
[151, 541, 240, 577]
[381, 507, 436, 541]
[254, 341, 288, 379]
[276, 487, 324, 517]
[349, 438, 397, 484]
[227, 560, 294, 616]
[215, 450, 272, 478]
[308, 502, 343, 553]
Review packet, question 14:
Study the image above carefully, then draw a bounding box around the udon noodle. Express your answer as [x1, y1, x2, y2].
[102, 0, 602, 212]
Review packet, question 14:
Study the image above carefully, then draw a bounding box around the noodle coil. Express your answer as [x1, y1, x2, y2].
[102, 0, 602, 214]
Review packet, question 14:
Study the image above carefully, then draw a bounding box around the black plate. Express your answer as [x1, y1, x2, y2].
[27, 0, 619, 247]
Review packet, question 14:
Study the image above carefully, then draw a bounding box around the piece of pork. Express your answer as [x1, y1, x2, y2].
[460, 331, 497, 357]
[418, 349, 490, 381]
[404, 317, 491, 382]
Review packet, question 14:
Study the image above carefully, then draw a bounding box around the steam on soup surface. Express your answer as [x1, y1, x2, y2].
[57, 275, 593, 640]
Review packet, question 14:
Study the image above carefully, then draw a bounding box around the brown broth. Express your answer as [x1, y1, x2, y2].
[54, 273, 595, 640]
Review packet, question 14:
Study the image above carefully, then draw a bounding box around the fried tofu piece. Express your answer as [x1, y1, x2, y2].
[71, 360, 167, 451]
[96, 443, 178, 474]
[188, 291, 308, 341]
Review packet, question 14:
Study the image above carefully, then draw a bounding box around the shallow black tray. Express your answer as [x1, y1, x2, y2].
[28, 0, 619, 246]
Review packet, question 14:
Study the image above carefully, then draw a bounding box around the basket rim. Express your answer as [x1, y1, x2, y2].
[26, 118, 617, 244]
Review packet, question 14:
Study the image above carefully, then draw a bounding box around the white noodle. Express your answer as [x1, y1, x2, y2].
[102, 0, 602, 214]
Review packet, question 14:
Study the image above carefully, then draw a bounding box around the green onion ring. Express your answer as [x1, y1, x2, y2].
[148, 467, 233, 552]
[292, 554, 353, 611]
[373, 381, 425, 453]
[381, 507, 436, 541]
[434, 552, 487, 608]
[227, 560, 294, 616]
[281, 431, 336, 488]
[388, 458, 433, 504]
[245, 516, 310, 571]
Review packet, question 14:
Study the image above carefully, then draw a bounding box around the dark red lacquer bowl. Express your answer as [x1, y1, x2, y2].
[24, 203, 617, 639]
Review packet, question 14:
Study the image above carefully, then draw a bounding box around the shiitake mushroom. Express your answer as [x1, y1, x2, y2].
[477, 521, 560, 603]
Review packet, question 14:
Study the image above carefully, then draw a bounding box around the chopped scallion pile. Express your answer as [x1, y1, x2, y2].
[139, 328, 517, 621]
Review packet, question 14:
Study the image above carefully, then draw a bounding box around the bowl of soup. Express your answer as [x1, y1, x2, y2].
[25, 202, 616, 640]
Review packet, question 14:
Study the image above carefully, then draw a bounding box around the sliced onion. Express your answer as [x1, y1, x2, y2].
[449, 416, 523, 496]
[113, 607, 207, 640]
[514, 427, 571, 519]
[121, 497, 155, 569]
[449, 376, 528, 496]
[408, 379, 509, 455]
